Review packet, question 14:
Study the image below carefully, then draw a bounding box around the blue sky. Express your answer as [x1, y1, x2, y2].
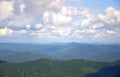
[0, 0, 120, 44]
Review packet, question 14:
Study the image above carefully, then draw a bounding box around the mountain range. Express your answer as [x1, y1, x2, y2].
[0, 43, 120, 62]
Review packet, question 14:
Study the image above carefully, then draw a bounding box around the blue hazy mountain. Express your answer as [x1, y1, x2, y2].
[0, 52, 53, 63]
[0, 43, 120, 62]
[88, 51, 120, 62]
[0, 49, 16, 58]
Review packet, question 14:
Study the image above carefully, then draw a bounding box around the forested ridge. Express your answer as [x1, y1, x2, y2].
[0, 59, 120, 77]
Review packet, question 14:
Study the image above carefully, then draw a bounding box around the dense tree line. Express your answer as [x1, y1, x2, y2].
[0, 59, 120, 77]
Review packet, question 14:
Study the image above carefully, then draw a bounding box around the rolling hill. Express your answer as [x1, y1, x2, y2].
[0, 49, 16, 58]
[0, 43, 120, 62]
[88, 51, 120, 62]
[0, 52, 53, 63]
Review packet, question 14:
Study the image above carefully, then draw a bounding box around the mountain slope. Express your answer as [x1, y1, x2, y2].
[0, 59, 120, 77]
[0, 52, 52, 63]
[0, 43, 120, 62]
[88, 51, 120, 62]
[51, 43, 120, 60]
[86, 65, 120, 77]
[0, 49, 16, 58]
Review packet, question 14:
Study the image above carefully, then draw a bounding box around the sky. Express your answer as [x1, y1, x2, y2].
[0, 0, 120, 44]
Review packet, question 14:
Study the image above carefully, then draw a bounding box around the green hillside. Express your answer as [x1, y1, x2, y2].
[0, 59, 120, 77]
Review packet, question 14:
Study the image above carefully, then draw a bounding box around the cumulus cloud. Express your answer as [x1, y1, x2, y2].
[30, 28, 51, 39]
[94, 33, 104, 38]
[81, 17, 92, 27]
[7, 15, 33, 30]
[58, 27, 71, 36]
[34, 24, 43, 29]
[24, 0, 83, 14]
[0, 1, 14, 22]
[13, 0, 26, 14]
[26, 24, 31, 29]
[92, 23, 104, 29]
[14, 29, 28, 35]
[79, 7, 120, 37]
[24, 0, 65, 15]
[0, 0, 120, 43]
[106, 30, 116, 34]
[0, 27, 13, 36]
[52, 13, 72, 25]
[43, 11, 72, 25]
[74, 29, 97, 34]
[98, 7, 120, 26]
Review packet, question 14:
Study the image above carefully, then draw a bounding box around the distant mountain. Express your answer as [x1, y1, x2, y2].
[49, 43, 120, 61]
[0, 49, 16, 58]
[88, 51, 120, 62]
[0, 59, 120, 77]
[0, 43, 120, 62]
[0, 52, 53, 63]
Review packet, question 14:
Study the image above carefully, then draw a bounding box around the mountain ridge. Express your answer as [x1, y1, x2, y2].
[0, 59, 120, 77]
[0, 43, 120, 62]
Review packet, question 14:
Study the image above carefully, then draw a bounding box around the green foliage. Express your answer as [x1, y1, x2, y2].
[0, 59, 120, 77]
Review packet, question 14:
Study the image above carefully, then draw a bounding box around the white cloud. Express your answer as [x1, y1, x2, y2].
[60, 6, 92, 17]
[93, 30, 117, 39]
[74, 29, 97, 34]
[106, 30, 116, 34]
[8, 15, 33, 29]
[0, 0, 119, 43]
[43, 11, 50, 23]
[60, 6, 79, 16]
[52, 13, 72, 25]
[26, 24, 31, 29]
[94, 33, 103, 38]
[20, 3, 26, 12]
[72, 30, 83, 39]
[76, 35, 83, 39]
[0, 1, 14, 22]
[24, 0, 65, 15]
[42, 6, 92, 26]
[98, 7, 120, 25]
[35, 24, 42, 29]
[30, 29, 51, 39]
[58, 28, 71, 36]
[81, 18, 91, 27]
[92, 23, 104, 29]
[69, 0, 83, 3]
[24, 0, 82, 15]
[43, 10, 72, 25]
[14, 30, 27, 35]
[0, 27, 13, 36]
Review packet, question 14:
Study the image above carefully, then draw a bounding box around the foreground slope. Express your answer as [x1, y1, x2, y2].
[0, 59, 120, 77]
[86, 65, 120, 77]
